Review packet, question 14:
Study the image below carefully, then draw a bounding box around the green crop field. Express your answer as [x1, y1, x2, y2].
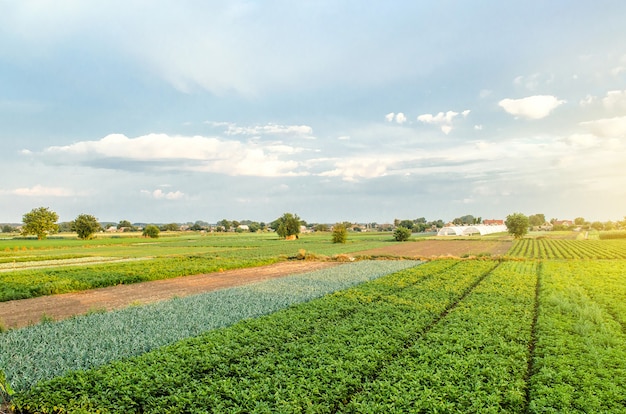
[0, 232, 396, 302]
[3, 234, 626, 412]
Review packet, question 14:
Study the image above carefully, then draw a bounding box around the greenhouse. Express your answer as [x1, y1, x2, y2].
[437, 224, 507, 236]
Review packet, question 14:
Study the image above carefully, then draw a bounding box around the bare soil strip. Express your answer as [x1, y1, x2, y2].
[0, 261, 339, 329]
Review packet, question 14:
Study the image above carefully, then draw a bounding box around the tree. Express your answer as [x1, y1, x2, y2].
[143, 224, 160, 238]
[574, 217, 585, 226]
[505, 213, 529, 239]
[332, 223, 348, 244]
[591, 221, 604, 231]
[71, 214, 101, 240]
[398, 220, 414, 231]
[314, 223, 330, 232]
[117, 220, 136, 232]
[271, 213, 302, 239]
[453, 215, 476, 225]
[22, 207, 59, 240]
[217, 219, 231, 232]
[1, 225, 14, 233]
[393, 226, 411, 241]
[162, 223, 180, 231]
[528, 213, 546, 227]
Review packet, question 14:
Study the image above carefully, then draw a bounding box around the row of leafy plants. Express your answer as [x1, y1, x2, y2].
[528, 261, 626, 412]
[1, 260, 421, 392]
[507, 239, 626, 259]
[345, 260, 537, 412]
[9, 259, 497, 412]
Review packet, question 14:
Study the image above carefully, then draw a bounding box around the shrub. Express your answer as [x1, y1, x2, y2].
[142, 225, 160, 239]
[332, 223, 348, 244]
[393, 227, 411, 241]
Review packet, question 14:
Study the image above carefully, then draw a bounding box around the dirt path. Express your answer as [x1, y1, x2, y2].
[0, 261, 339, 330]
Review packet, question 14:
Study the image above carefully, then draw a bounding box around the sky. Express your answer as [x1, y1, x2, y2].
[1, 1, 625, 225]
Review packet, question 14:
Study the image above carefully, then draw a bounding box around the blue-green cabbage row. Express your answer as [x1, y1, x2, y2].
[1, 260, 421, 392]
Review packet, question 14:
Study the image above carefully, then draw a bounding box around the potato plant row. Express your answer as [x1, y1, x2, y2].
[508, 239, 626, 259]
[11, 259, 496, 413]
[343, 260, 537, 413]
[1, 260, 421, 392]
[528, 261, 626, 412]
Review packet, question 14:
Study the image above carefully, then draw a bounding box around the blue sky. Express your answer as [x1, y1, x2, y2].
[1, 1, 625, 224]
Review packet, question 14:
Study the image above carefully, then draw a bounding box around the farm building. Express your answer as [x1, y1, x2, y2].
[437, 224, 507, 236]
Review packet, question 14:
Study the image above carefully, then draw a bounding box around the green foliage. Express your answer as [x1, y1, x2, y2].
[117, 220, 135, 231]
[505, 212, 529, 239]
[71, 214, 101, 240]
[142, 225, 160, 238]
[332, 223, 348, 244]
[393, 226, 411, 241]
[271, 212, 302, 239]
[0, 368, 15, 403]
[13, 260, 505, 412]
[161, 223, 180, 231]
[528, 213, 546, 227]
[529, 261, 626, 412]
[21, 207, 59, 240]
[2, 261, 420, 393]
[507, 239, 626, 259]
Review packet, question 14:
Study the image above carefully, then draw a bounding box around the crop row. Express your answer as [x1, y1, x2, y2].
[528, 261, 626, 412]
[1, 260, 421, 392]
[345, 260, 537, 412]
[508, 239, 626, 259]
[11, 259, 495, 413]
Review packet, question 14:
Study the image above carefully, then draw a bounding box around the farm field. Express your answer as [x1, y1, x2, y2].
[0, 232, 398, 302]
[3, 235, 626, 412]
[356, 238, 512, 258]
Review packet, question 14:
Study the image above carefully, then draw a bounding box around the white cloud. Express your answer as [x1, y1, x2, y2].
[498, 95, 565, 119]
[474, 125, 483, 131]
[223, 123, 314, 138]
[580, 116, 626, 138]
[417, 109, 469, 134]
[41, 133, 309, 177]
[385, 112, 407, 124]
[9, 185, 74, 197]
[142, 189, 185, 200]
[602, 90, 626, 111]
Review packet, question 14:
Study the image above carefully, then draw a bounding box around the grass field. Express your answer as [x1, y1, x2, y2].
[3, 232, 626, 412]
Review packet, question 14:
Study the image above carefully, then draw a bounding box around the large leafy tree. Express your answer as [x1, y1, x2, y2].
[71, 214, 101, 240]
[505, 213, 529, 239]
[22, 207, 59, 240]
[271, 213, 302, 239]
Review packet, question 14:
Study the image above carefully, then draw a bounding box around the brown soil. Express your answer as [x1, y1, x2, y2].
[0, 261, 339, 330]
[355, 239, 513, 258]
